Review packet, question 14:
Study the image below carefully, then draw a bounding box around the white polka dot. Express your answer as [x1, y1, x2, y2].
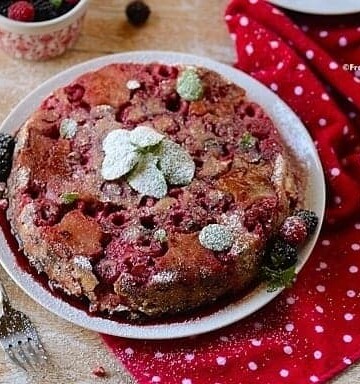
[294, 86, 303, 95]
[220, 336, 229, 342]
[125, 347, 134, 356]
[285, 323, 294, 332]
[315, 325, 324, 333]
[319, 262, 327, 269]
[230, 33, 237, 41]
[316, 285, 325, 293]
[329, 61, 338, 70]
[319, 31, 328, 38]
[277, 62, 284, 70]
[185, 353, 195, 361]
[343, 125, 349, 135]
[344, 313, 354, 321]
[330, 168, 340, 177]
[283, 346, 293, 355]
[302, 25, 309, 32]
[334, 196, 342, 205]
[339, 37, 348, 47]
[343, 334, 353, 343]
[297, 63, 306, 71]
[239, 16, 249, 26]
[182, 379, 192, 384]
[318, 118, 327, 126]
[315, 305, 324, 314]
[355, 223, 360, 229]
[343, 357, 352, 365]
[321, 93, 330, 101]
[347, 290, 356, 298]
[270, 83, 278, 91]
[245, 43, 254, 56]
[306, 50, 314, 59]
[251, 339, 262, 347]
[224, 15, 232, 21]
[270, 40, 279, 49]
[322, 239, 330, 246]
[249, 0, 258, 3]
[310, 376, 319, 383]
[280, 369, 289, 377]
[272, 8, 282, 14]
[354, 77, 360, 83]
[314, 350, 322, 359]
[349, 266, 358, 273]
[155, 352, 164, 359]
[216, 356, 227, 366]
[286, 296, 295, 305]
[351, 243, 360, 251]
[248, 361, 258, 371]
[152, 376, 161, 383]
[348, 97, 354, 103]
[349, 112, 357, 119]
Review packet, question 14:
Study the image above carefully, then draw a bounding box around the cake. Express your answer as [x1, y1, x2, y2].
[6, 62, 311, 318]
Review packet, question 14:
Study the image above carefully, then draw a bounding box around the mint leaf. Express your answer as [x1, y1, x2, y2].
[239, 131, 257, 150]
[50, 0, 62, 9]
[61, 192, 79, 204]
[262, 265, 296, 292]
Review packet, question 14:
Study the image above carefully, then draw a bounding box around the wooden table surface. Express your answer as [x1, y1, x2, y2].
[0, 1, 358, 383]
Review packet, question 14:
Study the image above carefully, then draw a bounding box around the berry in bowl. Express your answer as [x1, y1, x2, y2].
[0, 0, 89, 60]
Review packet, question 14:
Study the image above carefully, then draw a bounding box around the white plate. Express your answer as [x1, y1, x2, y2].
[268, 0, 360, 15]
[0, 51, 325, 340]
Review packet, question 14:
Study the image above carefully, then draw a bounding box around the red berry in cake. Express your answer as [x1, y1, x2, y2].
[0, 133, 15, 182]
[8, 1, 35, 22]
[126, 1, 151, 26]
[92, 366, 106, 378]
[279, 216, 308, 246]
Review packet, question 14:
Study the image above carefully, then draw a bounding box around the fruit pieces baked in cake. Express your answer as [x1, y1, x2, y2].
[5, 63, 318, 318]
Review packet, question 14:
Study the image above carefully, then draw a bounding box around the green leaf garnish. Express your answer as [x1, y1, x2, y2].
[262, 265, 296, 292]
[176, 69, 204, 101]
[61, 192, 79, 205]
[49, 0, 62, 8]
[239, 132, 257, 150]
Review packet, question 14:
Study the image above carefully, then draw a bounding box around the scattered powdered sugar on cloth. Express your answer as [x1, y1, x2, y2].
[102, 1, 360, 383]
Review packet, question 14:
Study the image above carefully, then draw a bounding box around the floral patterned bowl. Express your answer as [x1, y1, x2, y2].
[0, 0, 89, 61]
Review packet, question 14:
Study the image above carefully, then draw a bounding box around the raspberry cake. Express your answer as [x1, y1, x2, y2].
[6, 62, 312, 318]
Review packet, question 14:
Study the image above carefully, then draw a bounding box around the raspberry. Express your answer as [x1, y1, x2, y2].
[126, 1, 151, 26]
[92, 366, 106, 378]
[295, 209, 319, 234]
[0, 133, 15, 182]
[259, 138, 282, 160]
[267, 238, 298, 270]
[279, 216, 308, 246]
[244, 197, 277, 232]
[8, 1, 35, 22]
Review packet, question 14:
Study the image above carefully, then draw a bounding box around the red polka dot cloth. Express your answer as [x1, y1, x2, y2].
[102, 1, 360, 383]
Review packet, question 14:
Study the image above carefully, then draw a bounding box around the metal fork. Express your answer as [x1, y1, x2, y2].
[0, 281, 48, 372]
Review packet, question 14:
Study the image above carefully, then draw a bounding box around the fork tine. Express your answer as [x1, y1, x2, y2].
[16, 342, 35, 369]
[30, 338, 48, 363]
[5, 346, 28, 372]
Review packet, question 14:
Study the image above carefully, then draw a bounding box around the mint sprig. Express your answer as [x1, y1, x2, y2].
[262, 265, 296, 292]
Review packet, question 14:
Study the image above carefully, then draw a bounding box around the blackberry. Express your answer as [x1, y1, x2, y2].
[32, 0, 58, 21]
[267, 238, 298, 270]
[0, 1, 13, 17]
[295, 209, 319, 234]
[126, 1, 150, 26]
[0, 133, 15, 182]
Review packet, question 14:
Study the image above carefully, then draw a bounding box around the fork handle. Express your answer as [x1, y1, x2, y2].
[0, 281, 11, 317]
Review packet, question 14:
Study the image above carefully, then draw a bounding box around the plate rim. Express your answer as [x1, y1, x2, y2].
[0, 51, 326, 339]
[268, 0, 360, 15]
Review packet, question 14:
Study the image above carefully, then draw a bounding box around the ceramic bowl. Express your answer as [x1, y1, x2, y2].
[0, 0, 89, 61]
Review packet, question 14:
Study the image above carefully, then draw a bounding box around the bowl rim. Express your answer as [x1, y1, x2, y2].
[0, 0, 89, 31]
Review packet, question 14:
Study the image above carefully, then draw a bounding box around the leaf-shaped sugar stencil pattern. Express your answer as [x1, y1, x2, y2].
[60, 118, 78, 139]
[102, 129, 131, 154]
[158, 139, 195, 185]
[101, 143, 140, 180]
[199, 224, 234, 252]
[128, 154, 168, 199]
[130, 125, 164, 148]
